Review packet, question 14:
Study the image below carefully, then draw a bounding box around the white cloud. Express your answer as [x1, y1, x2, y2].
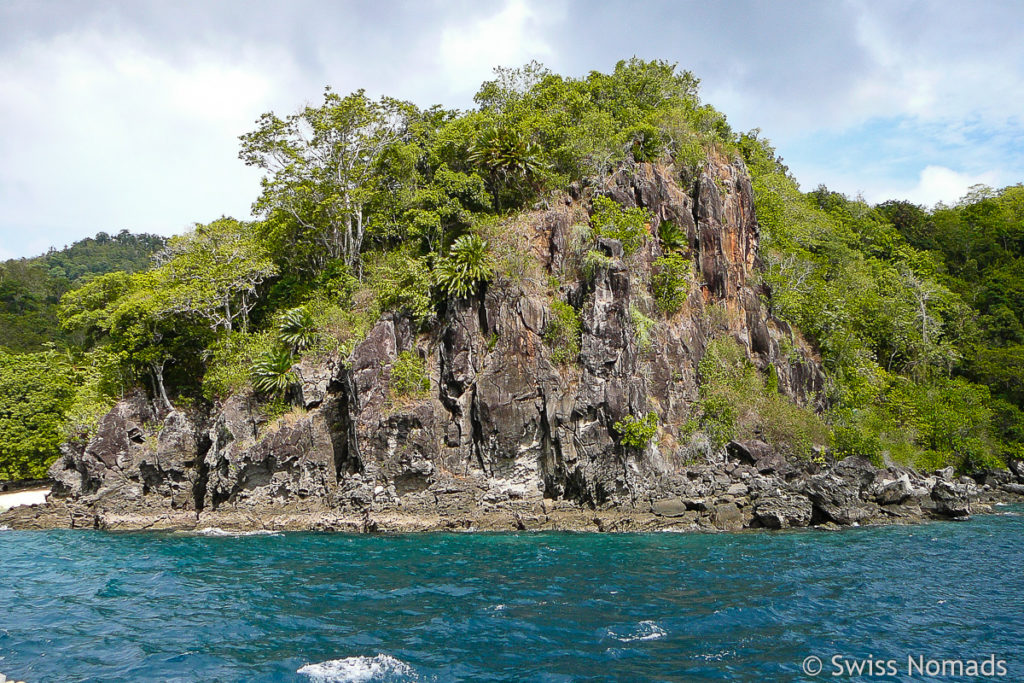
[438, 0, 560, 94]
[0, 28, 296, 254]
[895, 165, 1001, 209]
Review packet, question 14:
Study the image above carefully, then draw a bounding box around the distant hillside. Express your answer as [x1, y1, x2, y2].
[0, 230, 166, 352]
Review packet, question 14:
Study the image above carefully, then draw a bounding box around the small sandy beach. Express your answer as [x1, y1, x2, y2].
[0, 488, 49, 513]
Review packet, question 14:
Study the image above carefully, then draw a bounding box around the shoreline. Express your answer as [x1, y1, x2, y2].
[3, 489, 1022, 534]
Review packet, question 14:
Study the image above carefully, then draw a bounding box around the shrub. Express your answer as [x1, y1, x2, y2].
[695, 337, 828, 457]
[582, 249, 613, 277]
[652, 252, 691, 313]
[630, 305, 656, 352]
[367, 249, 433, 323]
[590, 196, 653, 256]
[434, 234, 493, 298]
[544, 300, 581, 364]
[614, 412, 659, 449]
[202, 331, 276, 400]
[277, 306, 317, 352]
[390, 351, 430, 399]
[250, 346, 297, 397]
[657, 220, 687, 252]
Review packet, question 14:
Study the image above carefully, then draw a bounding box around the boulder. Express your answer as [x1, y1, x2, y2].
[754, 494, 813, 529]
[931, 480, 971, 517]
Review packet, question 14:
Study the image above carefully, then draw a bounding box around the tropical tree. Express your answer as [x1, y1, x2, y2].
[155, 217, 276, 333]
[239, 88, 417, 271]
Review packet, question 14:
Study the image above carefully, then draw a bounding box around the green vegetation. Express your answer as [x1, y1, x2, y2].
[1, 58, 1022, 479]
[739, 130, 1024, 470]
[390, 351, 430, 399]
[692, 337, 827, 457]
[613, 412, 659, 449]
[544, 300, 582, 364]
[0, 230, 165, 353]
[433, 234, 493, 298]
[652, 252, 691, 313]
[590, 196, 654, 255]
[0, 351, 78, 479]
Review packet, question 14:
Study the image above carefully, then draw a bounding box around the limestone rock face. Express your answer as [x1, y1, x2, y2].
[11, 156, 1018, 533]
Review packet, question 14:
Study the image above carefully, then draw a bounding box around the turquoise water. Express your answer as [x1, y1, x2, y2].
[1, 509, 1022, 682]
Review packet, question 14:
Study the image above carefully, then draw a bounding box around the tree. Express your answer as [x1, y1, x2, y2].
[0, 350, 77, 479]
[59, 271, 210, 411]
[155, 217, 276, 333]
[239, 88, 417, 272]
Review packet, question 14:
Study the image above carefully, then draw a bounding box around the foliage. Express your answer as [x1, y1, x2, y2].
[544, 299, 581, 364]
[250, 346, 297, 397]
[366, 249, 433, 323]
[434, 234, 493, 298]
[695, 337, 828, 456]
[389, 351, 430, 399]
[590, 196, 653, 255]
[0, 230, 164, 353]
[613, 412, 659, 449]
[276, 306, 318, 352]
[202, 331, 276, 400]
[0, 350, 77, 479]
[239, 88, 417, 271]
[629, 305, 656, 352]
[652, 252, 691, 313]
[156, 217, 277, 333]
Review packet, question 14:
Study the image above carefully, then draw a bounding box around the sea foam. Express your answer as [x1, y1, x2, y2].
[608, 620, 667, 642]
[297, 654, 417, 682]
[192, 527, 281, 537]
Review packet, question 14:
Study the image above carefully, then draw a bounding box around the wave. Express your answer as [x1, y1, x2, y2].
[0, 525, 9, 531]
[191, 527, 282, 537]
[298, 654, 416, 682]
[608, 620, 667, 642]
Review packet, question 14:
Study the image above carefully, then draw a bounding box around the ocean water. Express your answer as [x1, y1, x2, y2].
[1, 509, 1023, 682]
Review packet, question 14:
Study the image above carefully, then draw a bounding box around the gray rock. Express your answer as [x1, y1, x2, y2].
[754, 494, 813, 529]
[931, 480, 971, 517]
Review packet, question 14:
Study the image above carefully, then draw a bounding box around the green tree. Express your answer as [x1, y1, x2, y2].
[239, 88, 417, 272]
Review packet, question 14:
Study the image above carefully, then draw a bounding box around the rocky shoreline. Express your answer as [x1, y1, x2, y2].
[5, 445, 1023, 533]
[5, 158, 1023, 535]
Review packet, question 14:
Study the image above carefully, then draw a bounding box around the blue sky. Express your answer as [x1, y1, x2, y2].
[1, 0, 1023, 259]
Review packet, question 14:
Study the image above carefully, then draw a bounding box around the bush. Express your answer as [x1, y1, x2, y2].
[390, 351, 430, 399]
[434, 234, 493, 298]
[276, 306, 317, 352]
[613, 412, 659, 449]
[250, 346, 297, 397]
[544, 300, 581, 364]
[695, 337, 828, 457]
[203, 331, 276, 400]
[652, 252, 691, 313]
[367, 249, 433, 324]
[590, 196, 653, 256]
[630, 305, 656, 352]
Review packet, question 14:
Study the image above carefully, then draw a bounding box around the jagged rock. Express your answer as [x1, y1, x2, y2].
[3, 157, 1009, 534]
[1001, 483, 1024, 495]
[651, 498, 689, 517]
[294, 354, 342, 408]
[711, 501, 744, 531]
[931, 480, 972, 517]
[726, 440, 790, 474]
[802, 473, 878, 525]
[870, 473, 914, 506]
[754, 494, 813, 528]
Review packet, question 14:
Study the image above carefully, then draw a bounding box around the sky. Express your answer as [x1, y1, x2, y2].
[1, 0, 1023, 259]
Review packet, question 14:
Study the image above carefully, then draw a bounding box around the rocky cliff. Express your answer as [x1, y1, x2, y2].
[5, 157, 1022, 532]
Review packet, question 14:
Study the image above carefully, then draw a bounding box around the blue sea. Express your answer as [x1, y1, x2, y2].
[2, 507, 1022, 682]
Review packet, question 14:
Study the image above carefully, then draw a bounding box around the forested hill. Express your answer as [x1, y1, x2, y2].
[0, 59, 1022, 484]
[0, 230, 166, 352]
